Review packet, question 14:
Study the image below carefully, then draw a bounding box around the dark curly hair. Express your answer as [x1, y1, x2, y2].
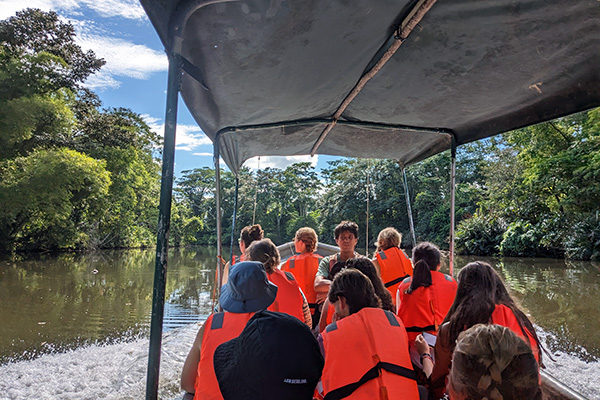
[240, 224, 264, 248]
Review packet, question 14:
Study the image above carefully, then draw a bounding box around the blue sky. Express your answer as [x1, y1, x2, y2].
[0, 0, 339, 177]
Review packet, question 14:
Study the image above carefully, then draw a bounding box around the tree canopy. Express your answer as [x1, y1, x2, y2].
[0, 9, 160, 253]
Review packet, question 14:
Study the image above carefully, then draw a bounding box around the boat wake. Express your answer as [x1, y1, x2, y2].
[538, 328, 600, 399]
[0, 322, 597, 400]
[0, 324, 201, 400]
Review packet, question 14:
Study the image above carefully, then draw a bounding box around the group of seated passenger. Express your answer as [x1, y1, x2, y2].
[181, 221, 543, 400]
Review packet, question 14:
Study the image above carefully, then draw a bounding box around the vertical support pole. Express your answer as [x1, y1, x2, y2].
[145, 51, 181, 400]
[214, 134, 223, 299]
[402, 166, 417, 249]
[252, 157, 260, 225]
[229, 176, 239, 262]
[449, 138, 457, 277]
[365, 165, 370, 256]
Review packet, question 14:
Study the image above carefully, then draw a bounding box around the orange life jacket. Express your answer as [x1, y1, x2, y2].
[491, 304, 540, 363]
[375, 247, 413, 307]
[397, 270, 457, 341]
[231, 254, 244, 265]
[326, 301, 334, 325]
[281, 253, 322, 313]
[267, 269, 305, 322]
[321, 308, 420, 400]
[194, 312, 254, 400]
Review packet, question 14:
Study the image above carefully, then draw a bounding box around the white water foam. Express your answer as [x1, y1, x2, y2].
[538, 328, 600, 400]
[0, 324, 200, 400]
[1, 322, 598, 399]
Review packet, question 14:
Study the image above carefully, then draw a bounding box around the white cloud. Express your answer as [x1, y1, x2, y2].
[0, 0, 144, 20]
[142, 115, 212, 152]
[84, 71, 122, 89]
[244, 155, 318, 170]
[0, 0, 75, 19]
[78, 35, 167, 88]
[80, 0, 145, 20]
[1, 1, 164, 89]
[192, 152, 214, 156]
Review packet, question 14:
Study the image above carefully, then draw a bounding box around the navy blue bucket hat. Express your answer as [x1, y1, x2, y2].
[214, 311, 324, 400]
[219, 261, 277, 313]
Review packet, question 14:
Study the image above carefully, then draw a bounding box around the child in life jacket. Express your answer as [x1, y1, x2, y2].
[246, 238, 312, 327]
[281, 227, 322, 328]
[372, 227, 413, 307]
[318, 269, 421, 399]
[396, 242, 457, 342]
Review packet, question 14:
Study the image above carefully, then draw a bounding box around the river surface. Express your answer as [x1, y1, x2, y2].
[0, 248, 598, 399]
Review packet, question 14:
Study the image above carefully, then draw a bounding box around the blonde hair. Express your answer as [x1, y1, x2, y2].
[448, 324, 541, 400]
[245, 238, 280, 273]
[295, 227, 318, 253]
[377, 227, 401, 251]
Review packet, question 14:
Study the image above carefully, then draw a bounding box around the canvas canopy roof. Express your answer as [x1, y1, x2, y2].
[140, 0, 599, 174]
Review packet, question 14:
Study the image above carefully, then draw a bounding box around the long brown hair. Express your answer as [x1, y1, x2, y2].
[443, 262, 542, 363]
[345, 258, 395, 313]
[407, 242, 440, 293]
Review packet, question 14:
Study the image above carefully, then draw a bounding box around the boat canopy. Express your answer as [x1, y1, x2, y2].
[140, 0, 598, 174]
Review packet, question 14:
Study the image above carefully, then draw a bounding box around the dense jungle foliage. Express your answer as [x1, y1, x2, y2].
[1, 9, 599, 260]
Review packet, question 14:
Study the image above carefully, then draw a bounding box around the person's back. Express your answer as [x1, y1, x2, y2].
[282, 252, 320, 310]
[373, 227, 413, 306]
[195, 312, 254, 399]
[397, 270, 457, 341]
[214, 311, 324, 400]
[281, 227, 322, 321]
[181, 261, 277, 400]
[268, 268, 306, 321]
[320, 269, 419, 400]
[321, 307, 419, 399]
[247, 238, 308, 324]
[430, 261, 542, 399]
[396, 242, 456, 342]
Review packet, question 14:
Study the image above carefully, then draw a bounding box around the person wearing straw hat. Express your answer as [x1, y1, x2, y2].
[181, 261, 278, 400]
[214, 310, 324, 400]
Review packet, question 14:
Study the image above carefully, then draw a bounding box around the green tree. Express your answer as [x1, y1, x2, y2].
[0, 9, 162, 253]
[0, 148, 111, 252]
[0, 9, 104, 160]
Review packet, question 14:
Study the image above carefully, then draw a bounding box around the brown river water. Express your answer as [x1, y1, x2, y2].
[0, 248, 598, 399]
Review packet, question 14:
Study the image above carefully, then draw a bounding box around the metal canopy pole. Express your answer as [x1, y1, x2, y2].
[401, 166, 417, 249]
[365, 168, 370, 257]
[229, 176, 239, 262]
[214, 134, 223, 300]
[449, 138, 457, 277]
[145, 52, 181, 400]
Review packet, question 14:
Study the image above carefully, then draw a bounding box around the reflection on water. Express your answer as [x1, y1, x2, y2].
[0, 247, 217, 364]
[454, 256, 600, 361]
[0, 250, 598, 399]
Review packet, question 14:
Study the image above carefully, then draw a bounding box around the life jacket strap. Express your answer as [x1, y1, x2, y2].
[405, 325, 436, 333]
[323, 361, 416, 400]
[384, 274, 410, 288]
